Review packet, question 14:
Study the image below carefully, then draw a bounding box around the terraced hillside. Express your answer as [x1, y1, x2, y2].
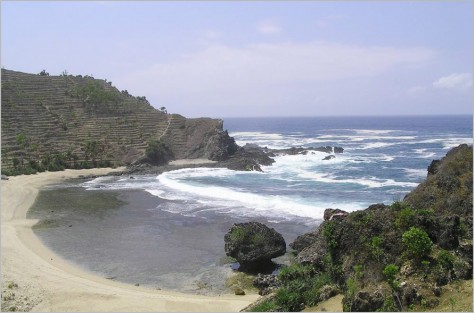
[1, 69, 224, 173]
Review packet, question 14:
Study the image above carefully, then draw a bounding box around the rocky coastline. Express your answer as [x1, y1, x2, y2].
[238, 144, 473, 312]
[126, 136, 345, 175]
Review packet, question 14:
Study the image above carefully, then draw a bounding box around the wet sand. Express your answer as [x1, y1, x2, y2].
[1, 168, 259, 311]
[27, 177, 312, 295]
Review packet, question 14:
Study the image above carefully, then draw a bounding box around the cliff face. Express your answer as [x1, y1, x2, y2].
[1, 69, 229, 172]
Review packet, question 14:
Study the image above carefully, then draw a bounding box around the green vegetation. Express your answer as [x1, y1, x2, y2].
[249, 299, 278, 312]
[253, 263, 335, 311]
[69, 80, 121, 110]
[370, 236, 384, 261]
[380, 296, 397, 312]
[229, 226, 247, 243]
[322, 221, 338, 252]
[144, 139, 173, 165]
[225, 272, 258, 293]
[437, 249, 455, 270]
[402, 227, 433, 260]
[1, 147, 113, 176]
[383, 264, 399, 290]
[395, 206, 415, 229]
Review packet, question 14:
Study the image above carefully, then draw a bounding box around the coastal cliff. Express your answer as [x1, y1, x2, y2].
[247, 144, 473, 312]
[1, 69, 233, 174]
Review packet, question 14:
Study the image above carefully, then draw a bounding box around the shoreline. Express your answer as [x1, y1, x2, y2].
[1, 167, 259, 312]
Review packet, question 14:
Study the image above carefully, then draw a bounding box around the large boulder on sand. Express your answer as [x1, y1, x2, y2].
[224, 222, 286, 270]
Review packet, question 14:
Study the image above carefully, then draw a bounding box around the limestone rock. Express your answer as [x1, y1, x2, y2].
[322, 155, 336, 161]
[323, 208, 349, 221]
[253, 274, 281, 296]
[224, 222, 286, 271]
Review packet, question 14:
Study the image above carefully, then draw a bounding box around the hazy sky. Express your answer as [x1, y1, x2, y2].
[2, 1, 472, 118]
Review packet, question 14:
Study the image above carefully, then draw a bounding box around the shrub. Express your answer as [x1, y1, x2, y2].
[395, 207, 415, 229]
[275, 287, 302, 311]
[402, 227, 433, 260]
[145, 140, 173, 165]
[370, 236, 384, 261]
[381, 296, 397, 312]
[277, 264, 333, 310]
[437, 249, 455, 270]
[383, 264, 399, 289]
[303, 273, 332, 306]
[278, 263, 316, 283]
[322, 221, 338, 251]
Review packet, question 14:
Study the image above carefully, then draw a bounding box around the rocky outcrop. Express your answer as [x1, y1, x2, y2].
[203, 129, 239, 161]
[218, 144, 275, 172]
[343, 288, 386, 312]
[334, 146, 344, 153]
[322, 155, 336, 160]
[285, 145, 473, 312]
[404, 143, 473, 218]
[271, 146, 344, 156]
[224, 222, 286, 271]
[253, 274, 281, 295]
[289, 230, 320, 253]
[323, 208, 349, 221]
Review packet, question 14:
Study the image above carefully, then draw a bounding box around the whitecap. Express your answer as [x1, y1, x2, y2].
[151, 170, 365, 220]
[402, 168, 427, 178]
[356, 142, 396, 150]
[297, 171, 418, 188]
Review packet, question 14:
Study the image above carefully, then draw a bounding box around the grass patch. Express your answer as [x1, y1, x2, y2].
[248, 299, 278, 312]
[226, 272, 258, 293]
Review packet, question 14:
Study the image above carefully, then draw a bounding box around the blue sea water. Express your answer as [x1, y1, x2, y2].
[85, 115, 472, 226]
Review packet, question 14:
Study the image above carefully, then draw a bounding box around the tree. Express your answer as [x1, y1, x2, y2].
[159, 107, 168, 114]
[402, 227, 433, 260]
[39, 69, 49, 76]
[145, 140, 173, 165]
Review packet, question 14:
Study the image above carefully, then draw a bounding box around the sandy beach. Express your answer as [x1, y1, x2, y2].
[1, 168, 259, 312]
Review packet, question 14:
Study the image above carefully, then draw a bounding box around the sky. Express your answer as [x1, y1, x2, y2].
[1, 1, 473, 118]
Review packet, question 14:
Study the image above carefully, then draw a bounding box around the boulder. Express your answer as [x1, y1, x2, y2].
[318, 284, 340, 302]
[289, 230, 319, 253]
[314, 146, 334, 154]
[322, 155, 336, 161]
[343, 289, 385, 312]
[323, 208, 349, 221]
[224, 222, 286, 270]
[295, 234, 327, 269]
[253, 274, 281, 295]
[334, 146, 344, 153]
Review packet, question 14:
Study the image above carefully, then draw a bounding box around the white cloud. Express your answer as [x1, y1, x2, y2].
[120, 41, 435, 116]
[257, 20, 280, 35]
[433, 73, 472, 90]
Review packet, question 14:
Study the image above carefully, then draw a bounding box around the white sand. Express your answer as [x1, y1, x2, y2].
[169, 159, 218, 166]
[1, 168, 258, 311]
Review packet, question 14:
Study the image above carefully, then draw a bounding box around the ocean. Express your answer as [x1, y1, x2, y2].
[30, 115, 473, 293]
